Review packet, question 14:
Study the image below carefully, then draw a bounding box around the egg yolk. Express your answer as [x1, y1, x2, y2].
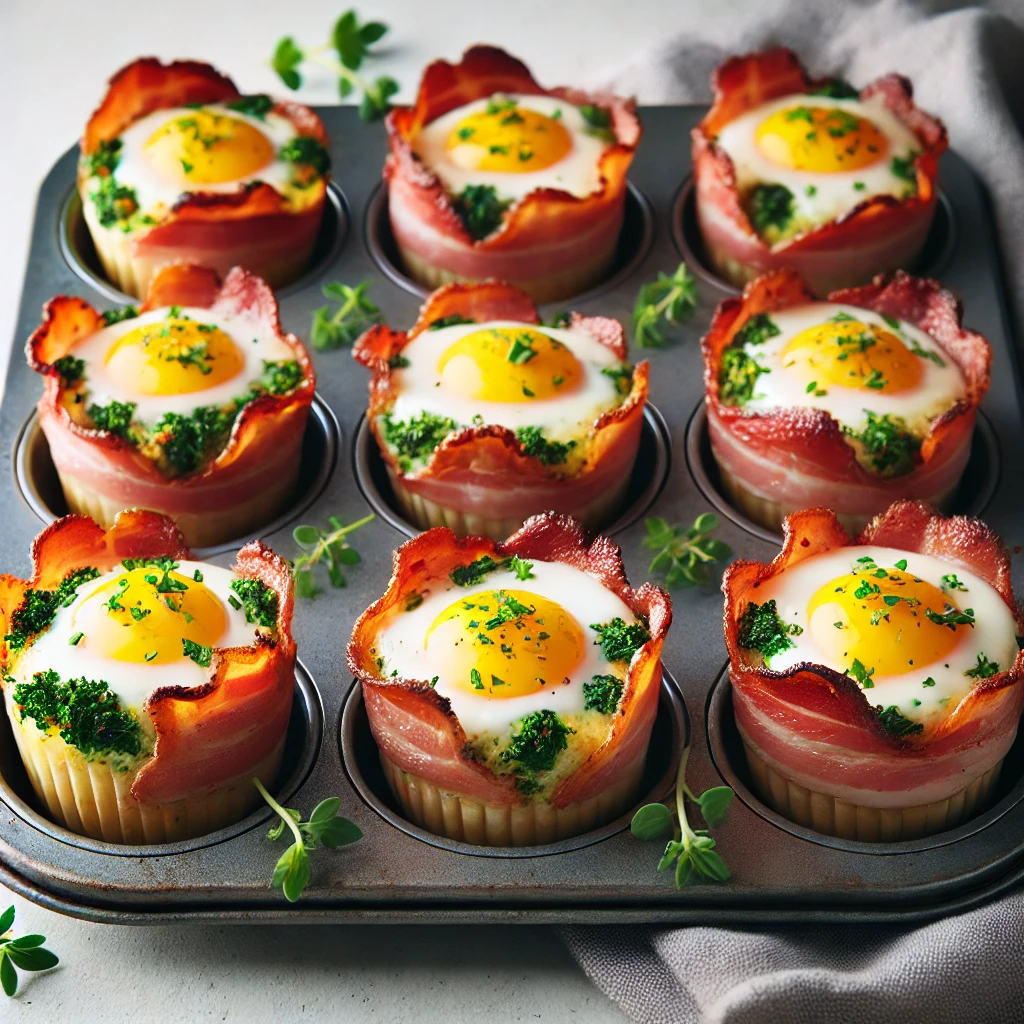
[807, 567, 964, 677]
[76, 567, 225, 665]
[105, 317, 245, 395]
[145, 110, 274, 185]
[426, 589, 584, 698]
[781, 319, 922, 393]
[756, 105, 887, 173]
[446, 102, 572, 173]
[437, 327, 581, 402]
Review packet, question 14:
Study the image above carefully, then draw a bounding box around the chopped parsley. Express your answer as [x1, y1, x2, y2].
[601, 364, 634, 396]
[101, 305, 140, 327]
[450, 556, 505, 588]
[88, 400, 138, 441]
[891, 153, 918, 185]
[735, 313, 781, 348]
[227, 94, 275, 119]
[925, 604, 975, 630]
[583, 675, 624, 715]
[452, 184, 511, 240]
[380, 410, 459, 472]
[579, 103, 615, 141]
[808, 78, 860, 99]
[964, 653, 1000, 679]
[90, 175, 140, 229]
[14, 669, 143, 759]
[719, 347, 770, 406]
[4, 568, 101, 651]
[501, 710, 574, 793]
[52, 355, 85, 387]
[509, 555, 534, 581]
[229, 578, 279, 628]
[428, 314, 476, 330]
[515, 426, 576, 466]
[842, 411, 920, 477]
[83, 138, 122, 177]
[846, 658, 875, 688]
[278, 136, 331, 176]
[590, 617, 651, 664]
[182, 638, 213, 668]
[747, 183, 794, 239]
[258, 360, 305, 396]
[876, 704, 924, 738]
[736, 600, 802, 662]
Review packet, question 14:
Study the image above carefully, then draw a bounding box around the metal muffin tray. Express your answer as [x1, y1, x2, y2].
[1, 106, 1022, 925]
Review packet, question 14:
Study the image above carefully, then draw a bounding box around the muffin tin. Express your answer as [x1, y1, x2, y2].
[1, 106, 1022, 924]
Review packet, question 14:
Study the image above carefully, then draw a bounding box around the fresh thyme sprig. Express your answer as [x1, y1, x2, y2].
[292, 512, 375, 597]
[642, 513, 732, 588]
[310, 280, 382, 351]
[630, 745, 734, 888]
[632, 262, 698, 348]
[272, 10, 399, 120]
[0, 905, 59, 997]
[254, 779, 362, 902]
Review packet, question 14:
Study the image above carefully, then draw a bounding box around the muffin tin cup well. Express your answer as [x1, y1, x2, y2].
[671, 175, 959, 298]
[0, 662, 324, 858]
[340, 671, 688, 859]
[13, 394, 340, 557]
[705, 666, 1024, 856]
[684, 399, 1001, 545]
[4, 108, 1024, 924]
[353, 403, 672, 540]
[364, 181, 656, 305]
[59, 183, 350, 304]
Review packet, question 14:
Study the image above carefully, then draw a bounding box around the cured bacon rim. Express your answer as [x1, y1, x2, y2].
[722, 501, 1024, 749]
[0, 511, 296, 806]
[27, 262, 316, 485]
[347, 513, 671, 808]
[692, 47, 948, 254]
[353, 280, 648, 483]
[79, 57, 329, 227]
[701, 267, 990, 481]
[384, 45, 641, 249]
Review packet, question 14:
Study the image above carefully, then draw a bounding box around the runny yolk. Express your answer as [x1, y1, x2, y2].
[145, 109, 274, 184]
[807, 567, 964, 677]
[105, 317, 245, 395]
[437, 327, 581, 402]
[781, 319, 923, 393]
[755, 104, 887, 173]
[446, 101, 571, 173]
[75, 567, 225, 664]
[426, 589, 584, 698]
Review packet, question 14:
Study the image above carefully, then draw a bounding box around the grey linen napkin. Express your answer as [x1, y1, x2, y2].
[562, 2, 1024, 1021]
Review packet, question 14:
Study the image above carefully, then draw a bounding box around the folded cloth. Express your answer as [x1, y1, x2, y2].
[561, 3, 1024, 1021]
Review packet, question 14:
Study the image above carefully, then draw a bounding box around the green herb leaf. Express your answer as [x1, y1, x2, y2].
[515, 426, 575, 466]
[291, 513, 374, 598]
[630, 802, 673, 840]
[747, 183, 794, 239]
[182, 638, 212, 668]
[590, 617, 651, 663]
[632, 263, 698, 348]
[272, 37, 304, 90]
[642, 513, 732, 588]
[736, 600, 802, 663]
[695, 786, 735, 828]
[842, 410, 921, 477]
[311, 279, 382, 350]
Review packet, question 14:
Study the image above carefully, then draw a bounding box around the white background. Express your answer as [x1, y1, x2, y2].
[0, 0, 739, 1019]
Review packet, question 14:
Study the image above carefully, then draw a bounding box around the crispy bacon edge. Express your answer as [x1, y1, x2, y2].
[79, 57, 329, 229]
[352, 280, 648, 486]
[27, 263, 316, 487]
[383, 45, 641, 250]
[701, 267, 990, 481]
[691, 47, 948, 257]
[0, 512, 296, 806]
[346, 513, 671, 808]
[722, 501, 1024, 751]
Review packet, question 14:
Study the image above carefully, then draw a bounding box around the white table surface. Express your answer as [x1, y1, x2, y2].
[0, 0, 740, 1018]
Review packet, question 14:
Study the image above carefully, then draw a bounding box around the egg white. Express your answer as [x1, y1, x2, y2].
[15, 561, 260, 713]
[413, 94, 609, 202]
[734, 303, 966, 437]
[387, 320, 622, 445]
[716, 94, 921, 234]
[751, 545, 1018, 727]
[109, 105, 301, 222]
[375, 560, 637, 737]
[73, 306, 295, 426]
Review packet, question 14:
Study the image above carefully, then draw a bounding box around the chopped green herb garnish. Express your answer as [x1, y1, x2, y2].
[876, 704, 923, 738]
[229, 578, 279, 628]
[583, 674, 624, 714]
[747, 183, 794, 239]
[4, 568, 101, 651]
[736, 600, 802, 662]
[842, 410, 920, 477]
[182, 638, 213, 667]
[515, 426, 575, 466]
[381, 410, 460, 471]
[590, 617, 651, 663]
[965, 653, 1000, 679]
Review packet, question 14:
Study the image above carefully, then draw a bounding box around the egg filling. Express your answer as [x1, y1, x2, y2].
[376, 557, 649, 796]
[412, 93, 613, 239]
[80, 98, 329, 234]
[717, 303, 966, 477]
[7, 559, 277, 767]
[380, 319, 628, 475]
[715, 94, 921, 243]
[57, 304, 302, 477]
[736, 545, 1018, 734]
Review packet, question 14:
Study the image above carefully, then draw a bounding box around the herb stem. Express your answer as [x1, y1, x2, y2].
[675, 744, 692, 847]
[303, 51, 374, 96]
[253, 777, 304, 849]
[302, 512, 375, 572]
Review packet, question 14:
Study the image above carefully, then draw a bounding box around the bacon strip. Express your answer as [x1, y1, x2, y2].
[692, 48, 948, 295]
[384, 46, 640, 289]
[347, 513, 671, 808]
[352, 281, 647, 522]
[80, 58, 328, 293]
[723, 502, 1024, 806]
[28, 264, 315, 517]
[701, 268, 989, 515]
[0, 513, 296, 807]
